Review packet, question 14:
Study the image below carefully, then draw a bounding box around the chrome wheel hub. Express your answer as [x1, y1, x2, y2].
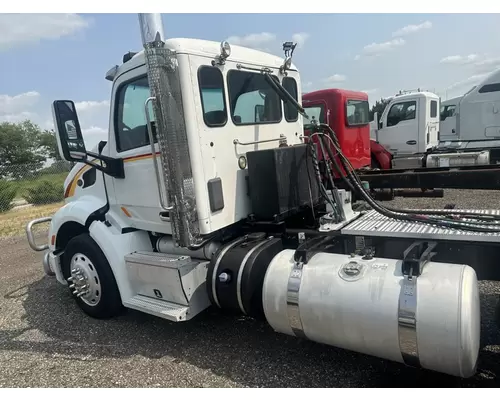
[67, 252, 101, 306]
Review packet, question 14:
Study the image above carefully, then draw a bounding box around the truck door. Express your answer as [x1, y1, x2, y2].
[379, 99, 419, 156]
[439, 104, 457, 140]
[106, 66, 169, 234]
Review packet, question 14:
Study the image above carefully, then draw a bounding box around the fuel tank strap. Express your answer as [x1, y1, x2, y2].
[211, 237, 247, 308]
[398, 273, 420, 368]
[286, 261, 307, 339]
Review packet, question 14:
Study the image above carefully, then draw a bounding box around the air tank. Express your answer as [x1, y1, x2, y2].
[262, 250, 481, 378]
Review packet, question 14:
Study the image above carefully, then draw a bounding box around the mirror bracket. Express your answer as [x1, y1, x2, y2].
[84, 151, 125, 179]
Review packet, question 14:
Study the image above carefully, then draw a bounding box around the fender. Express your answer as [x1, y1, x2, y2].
[370, 140, 392, 170]
[49, 195, 107, 252]
[88, 219, 153, 304]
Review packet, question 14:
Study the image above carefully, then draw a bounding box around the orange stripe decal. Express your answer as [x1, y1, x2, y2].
[121, 207, 132, 217]
[123, 152, 161, 163]
[65, 164, 91, 198]
[64, 152, 160, 198]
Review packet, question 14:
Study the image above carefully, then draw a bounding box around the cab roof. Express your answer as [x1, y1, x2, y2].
[391, 91, 439, 101]
[115, 37, 297, 78]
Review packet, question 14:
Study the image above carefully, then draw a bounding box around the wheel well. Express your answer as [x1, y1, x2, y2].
[56, 221, 88, 251]
[371, 154, 381, 169]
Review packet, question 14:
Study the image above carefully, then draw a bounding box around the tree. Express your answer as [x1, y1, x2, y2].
[38, 128, 61, 161]
[369, 98, 392, 122]
[0, 120, 60, 179]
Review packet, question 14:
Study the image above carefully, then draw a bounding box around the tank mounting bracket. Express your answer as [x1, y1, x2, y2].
[402, 241, 438, 277]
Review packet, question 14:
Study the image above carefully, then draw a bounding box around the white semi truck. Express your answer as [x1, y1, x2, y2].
[26, 13, 500, 381]
[372, 69, 500, 169]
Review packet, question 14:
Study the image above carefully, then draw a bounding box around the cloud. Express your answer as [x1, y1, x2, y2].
[292, 32, 310, 48]
[361, 88, 379, 95]
[471, 56, 500, 73]
[0, 14, 91, 51]
[0, 91, 40, 116]
[325, 74, 347, 83]
[447, 73, 490, 90]
[226, 32, 276, 51]
[0, 90, 108, 152]
[75, 100, 110, 112]
[0, 111, 38, 123]
[355, 38, 405, 60]
[392, 21, 432, 37]
[440, 54, 479, 65]
[82, 126, 108, 150]
[439, 54, 500, 77]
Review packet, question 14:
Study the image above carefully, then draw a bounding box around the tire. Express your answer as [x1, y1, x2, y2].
[62, 233, 123, 319]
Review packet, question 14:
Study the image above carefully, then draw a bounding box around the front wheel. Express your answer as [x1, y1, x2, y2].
[63, 233, 123, 319]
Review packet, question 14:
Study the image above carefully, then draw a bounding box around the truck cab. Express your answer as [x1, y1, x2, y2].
[454, 69, 500, 144]
[55, 38, 303, 241]
[302, 88, 371, 172]
[375, 91, 440, 156]
[31, 29, 305, 322]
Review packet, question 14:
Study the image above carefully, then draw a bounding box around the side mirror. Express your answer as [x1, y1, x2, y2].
[51, 100, 87, 162]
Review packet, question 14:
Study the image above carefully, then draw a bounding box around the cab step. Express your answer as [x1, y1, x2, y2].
[123, 250, 211, 322]
[123, 295, 189, 322]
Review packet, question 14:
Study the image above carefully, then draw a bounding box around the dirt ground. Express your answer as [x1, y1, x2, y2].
[0, 190, 499, 388]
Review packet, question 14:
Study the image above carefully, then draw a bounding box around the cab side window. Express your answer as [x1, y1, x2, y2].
[115, 76, 156, 152]
[387, 100, 416, 127]
[198, 66, 228, 127]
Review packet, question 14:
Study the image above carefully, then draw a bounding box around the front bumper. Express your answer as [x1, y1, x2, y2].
[26, 216, 61, 279]
[26, 216, 52, 252]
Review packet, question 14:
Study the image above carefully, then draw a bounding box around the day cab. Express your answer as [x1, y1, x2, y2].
[374, 91, 440, 158]
[27, 37, 304, 320]
[302, 88, 371, 175]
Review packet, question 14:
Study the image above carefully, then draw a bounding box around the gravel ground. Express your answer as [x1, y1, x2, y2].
[0, 189, 499, 388]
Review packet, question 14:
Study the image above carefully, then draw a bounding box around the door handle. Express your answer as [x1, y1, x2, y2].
[406, 140, 417, 145]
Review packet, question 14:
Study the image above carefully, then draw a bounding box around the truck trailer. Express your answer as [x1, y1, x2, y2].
[26, 13, 500, 381]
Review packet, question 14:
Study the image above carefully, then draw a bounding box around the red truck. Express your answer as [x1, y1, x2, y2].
[302, 88, 392, 172]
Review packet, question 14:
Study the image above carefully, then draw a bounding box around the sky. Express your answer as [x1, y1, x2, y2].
[1, 13, 500, 150]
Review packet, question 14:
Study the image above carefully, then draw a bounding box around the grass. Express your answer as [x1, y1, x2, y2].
[0, 202, 64, 238]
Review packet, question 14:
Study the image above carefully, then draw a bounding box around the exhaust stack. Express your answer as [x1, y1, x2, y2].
[138, 13, 165, 44]
[139, 13, 200, 248]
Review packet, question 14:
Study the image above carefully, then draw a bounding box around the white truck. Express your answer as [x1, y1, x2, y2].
[26, 13, 500, 381]
[372, 68, 500, 169]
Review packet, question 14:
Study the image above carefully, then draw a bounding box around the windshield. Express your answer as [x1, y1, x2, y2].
[303, 105, 326, 126]
[227, 70, 301, 125]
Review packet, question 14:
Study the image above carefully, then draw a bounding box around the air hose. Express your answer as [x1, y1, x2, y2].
[314, 124, 500, 233]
